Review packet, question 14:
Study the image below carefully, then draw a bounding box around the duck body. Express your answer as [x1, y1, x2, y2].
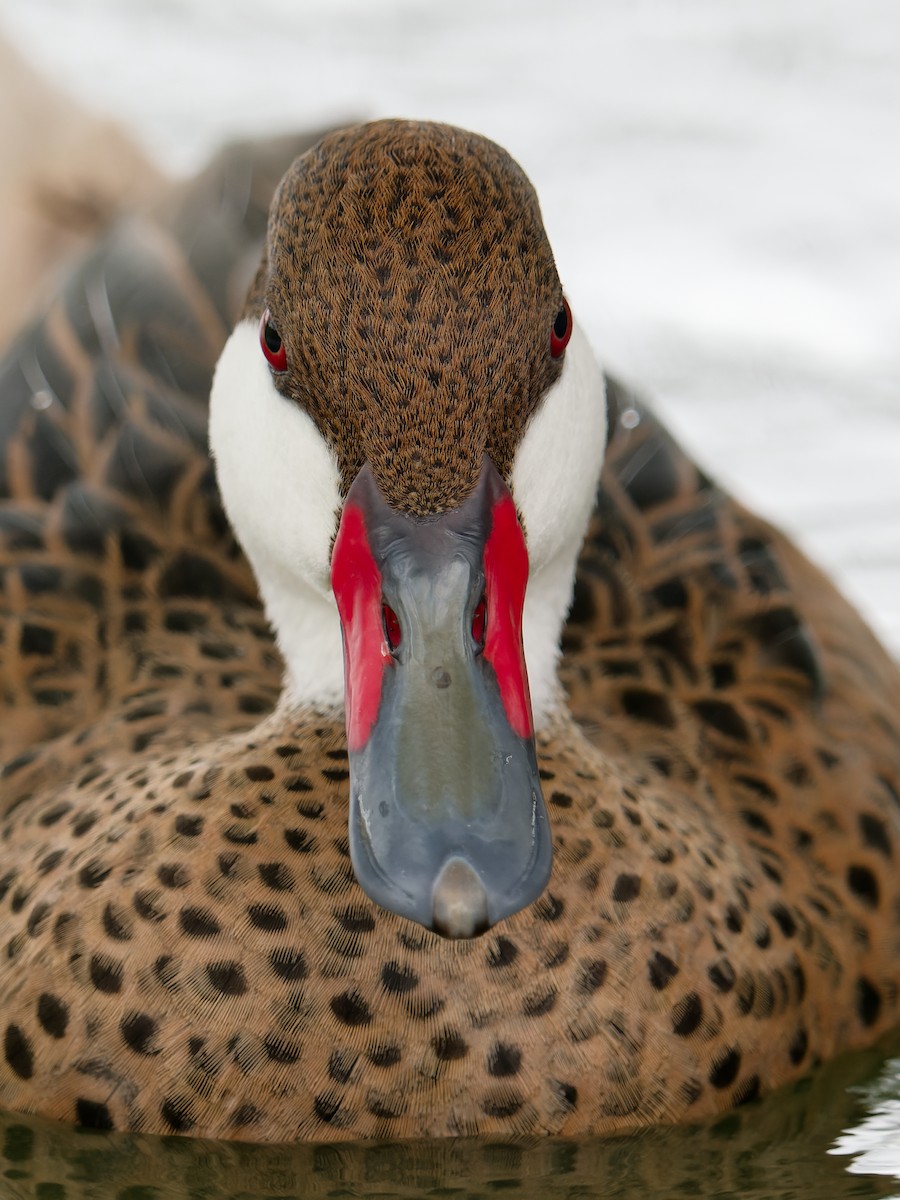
[0, 122, 898, 1143]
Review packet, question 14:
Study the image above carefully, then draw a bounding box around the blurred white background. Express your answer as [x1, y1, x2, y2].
[1, 0, 898, 655]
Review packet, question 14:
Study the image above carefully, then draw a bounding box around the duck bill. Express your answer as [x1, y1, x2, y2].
[330, 458, 552, 938]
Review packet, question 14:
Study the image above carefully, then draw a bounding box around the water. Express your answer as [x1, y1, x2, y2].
[0, 1032, 898, 1198]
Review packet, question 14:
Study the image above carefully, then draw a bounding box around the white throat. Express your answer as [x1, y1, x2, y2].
[209, 319, 607, 730]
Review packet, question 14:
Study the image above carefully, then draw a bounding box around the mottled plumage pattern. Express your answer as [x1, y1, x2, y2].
[0, 131, 898, 1143]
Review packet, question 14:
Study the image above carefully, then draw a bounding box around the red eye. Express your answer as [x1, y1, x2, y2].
[259, 309, 288, 372]
[383, 604, 402, 653]
[550, 297, 572, 358]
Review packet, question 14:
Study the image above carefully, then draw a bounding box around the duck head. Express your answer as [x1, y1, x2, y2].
[210, 120, 607, 937]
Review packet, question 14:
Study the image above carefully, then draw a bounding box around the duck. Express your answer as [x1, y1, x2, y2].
[0, 118, 898, 1145]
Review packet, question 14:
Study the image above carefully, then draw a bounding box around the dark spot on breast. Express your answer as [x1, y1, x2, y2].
[789, 1026, 808, 1065]
[264, 1035, 300, 1065]
[258, 863, 294, 891]
[20, 624, 56, 656]
[329, 1048, 357, 1082]
[79, 861, 111, 889]
[648, 951, 679, 990]
[725, 905, 743, 933]
[154, 955, 179, 991]
[766, 903, 796, 938]
[333, 906, 375, 937]
[269, 947, 307, 982]
[736, 974, 756, 1016]
[175, 814, 203, 837]
[133, 891, 166, 922]
[733, 1075, 760, 1107]
[613, 873, 641, 902]
[157, 863, 189, 889]
[752, 921, 771, 949]
[621, 688, 675, 727]
[284, 828, 316, 853]
[101, 902, 133, 941]
[120, 1012, 159, 1055]
[286, 774, 314, 793]
[857, 977, 882, 1027]
[36, 993, 68, 1038]
[788, 957, 806, 1001]
[381, 961, 418, 994]
[368, 1042, 401, 1068]
[481, 1090, 523, 1118]
[179, 907, 221, 939]
[248, 904, 288, 932]
[707, 958, 736, 993]
[75, 1098, 114, 1130]
[859, 813, 892, 858]
[314, 1093, 341, 1123]
[523, 986, 557, 1017]
[672, 992, 703, 1036]
[488, 1042, 521, 1077]
[486, 936, 518, 967]
[244, 765, 274, 781]
[39, 803, 72, 828]
[432, 1030, 468, 1061]
[550, 790, 573, 808]
[223, 825, 258, 845]
[735, 773, 777, 801]
[207, 961, 248, 996]
[535, 893, 565, 922]
[693, 700, 749, 741]
[554, 1080, 578, 1108]
[90, 954, 123, 994]
[709, 1047, 741, 1088]
[160, 1096, 194, 1133]
[322, 767, 349, 783]
[368, 1092, 406, 1120]
[330, 990, 371, 1027]
[4, 1024, 33, 1078]
[71, 812, 98, 838]
[231, 1103, 261, 1128]
[847, 865, 880, 909]
[740, 809, 773, 836]
[26, 902, 51, 937]
[218, 852, 240, 877]
[577, 959, 608, 995]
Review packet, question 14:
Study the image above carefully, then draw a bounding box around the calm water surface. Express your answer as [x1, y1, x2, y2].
[2, 1031, 899, 1200]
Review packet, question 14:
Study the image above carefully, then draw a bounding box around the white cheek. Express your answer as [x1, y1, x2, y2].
[510, 324, 607, 575]
[209, 319, 341, 598]
[510, 324, 607, 727]
[210, 320, 346, 710]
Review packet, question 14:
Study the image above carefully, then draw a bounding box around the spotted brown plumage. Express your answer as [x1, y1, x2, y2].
[0, 121, 898, 1142]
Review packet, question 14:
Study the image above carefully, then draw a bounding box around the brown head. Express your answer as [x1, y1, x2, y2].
[210, 120, 607, 936]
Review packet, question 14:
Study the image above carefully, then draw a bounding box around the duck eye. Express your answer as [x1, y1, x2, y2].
[549, 297, 572, 358]
[259, 309, 288, 372]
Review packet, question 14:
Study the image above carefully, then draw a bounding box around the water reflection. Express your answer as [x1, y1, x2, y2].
[830, 1054, 900, 1185]
[2, 1032, 899, 1200]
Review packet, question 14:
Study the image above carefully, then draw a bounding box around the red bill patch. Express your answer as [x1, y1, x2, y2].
[483, 494, 533, 739]
[331, 503, 392, 752]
